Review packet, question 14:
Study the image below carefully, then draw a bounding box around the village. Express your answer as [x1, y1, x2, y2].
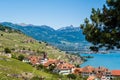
[0, 39, 119, 79]
[21, 52, 120, 80]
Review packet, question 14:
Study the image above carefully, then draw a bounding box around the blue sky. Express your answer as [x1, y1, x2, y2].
[0, 0, 106, 29]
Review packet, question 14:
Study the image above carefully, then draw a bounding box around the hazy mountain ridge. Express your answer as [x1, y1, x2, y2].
[1, 22, 90, 52]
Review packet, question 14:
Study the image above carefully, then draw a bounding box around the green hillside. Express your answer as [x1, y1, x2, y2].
[0, 25, 82, 79]
[0, 31, 66, 58]
[0, 25, 82, 63]
[0, 56, 68, 80]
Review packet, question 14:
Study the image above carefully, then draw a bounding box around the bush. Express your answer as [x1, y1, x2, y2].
[4, 47, 11, 53]
[49, 64, 56, 71]
[18, 54, 25, 61]
[67, 74, 76, 79]
[12, 54, 17, 59]
[36, 64, 44, 70]
[1, 34, 3, 36]
[75, 64, 80, 68]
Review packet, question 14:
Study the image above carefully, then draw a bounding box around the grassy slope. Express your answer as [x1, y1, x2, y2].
[0, 31, 82, 79]
[0, 31, 67, 59]
[0, 56, 67, 80]
[0, 31, 82, 64]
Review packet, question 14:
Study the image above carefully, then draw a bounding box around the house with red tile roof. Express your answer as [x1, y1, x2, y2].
[24, 53, 48, 65]
[53, 62, 75, 75]
[73, 66, 94, 76]
[28, 56, 40, 65]
[95, 66, 111, 78]
[73, 66, 111, 79]
[81, 66, 95, 77]
[111, 70, 120, 77]
[73, 68, 83, 74]
[43, 59, 59, 68]
[39, 52, 48, 65]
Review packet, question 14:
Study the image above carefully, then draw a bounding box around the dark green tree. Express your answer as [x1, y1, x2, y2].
[18, 54, 25, 61]
[1, 34, 3, 36]
[81, 0, 120, 51]
[49, 64, 56, 71]
[36, 64, 44, 70]
[75, 64, 80, 68]
[67, 74, 76, 80]
[4, 47, 11, 53]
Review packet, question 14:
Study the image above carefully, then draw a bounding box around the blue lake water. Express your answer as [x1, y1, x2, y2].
[80, 50, 120, 70]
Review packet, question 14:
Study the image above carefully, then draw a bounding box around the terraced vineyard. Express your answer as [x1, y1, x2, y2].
[0, 25, 82, 79]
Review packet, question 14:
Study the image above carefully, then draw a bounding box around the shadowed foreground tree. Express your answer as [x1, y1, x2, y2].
[81, 0, 120, 51]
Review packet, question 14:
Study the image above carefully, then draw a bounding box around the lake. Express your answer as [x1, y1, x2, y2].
[80, 50, 120, 70]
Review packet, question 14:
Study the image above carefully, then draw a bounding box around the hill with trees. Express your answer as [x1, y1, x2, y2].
[0, 24, 83, 79]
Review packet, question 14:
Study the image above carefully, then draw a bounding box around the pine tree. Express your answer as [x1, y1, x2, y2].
[81, 0, 120, 51]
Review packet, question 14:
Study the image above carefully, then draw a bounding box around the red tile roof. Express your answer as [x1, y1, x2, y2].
[73, 66, 110, 76]
[95, 66, 110, 72]
[112, 70, 120, 76]
[28, 56, 41, 65]
[43, 59, 59, 67]
[73, 66, 95, 74]
[82, 66, 94, 73]
[73, 68, 82, 74]
[56, 62, 75, 70]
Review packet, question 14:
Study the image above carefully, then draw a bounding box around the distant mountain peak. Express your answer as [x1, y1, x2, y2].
[57, 25, 81, 32]
[57, 25, 74, 31]
[68, 25, 74, 27]
[17, 23, 33, 27]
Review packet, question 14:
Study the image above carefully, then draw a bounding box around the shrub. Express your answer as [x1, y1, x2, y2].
[36, 64, 44, 70]
[1, 34, 3, 36]
[12, 54, 17, 59]
[18, 54, 25, 61]
[4, 47, 11, 53]
[67, 74, 76, 80]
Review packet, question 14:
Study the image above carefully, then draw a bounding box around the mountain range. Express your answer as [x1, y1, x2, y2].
[0, 22, 90, 52]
